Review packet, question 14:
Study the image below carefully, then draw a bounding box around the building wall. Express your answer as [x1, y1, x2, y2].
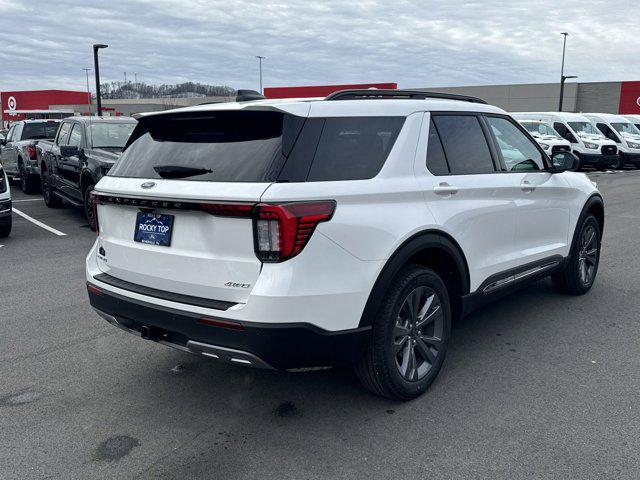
[618, 81, 640, 114]
[1, 90, 89, 125]
[575, 82, 622, 113]
[413, 83, 579, 112]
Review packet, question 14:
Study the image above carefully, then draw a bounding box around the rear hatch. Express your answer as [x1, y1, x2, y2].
[94, 108, 308, 305]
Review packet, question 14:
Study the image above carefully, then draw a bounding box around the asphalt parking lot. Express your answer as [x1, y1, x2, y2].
[1, 171, 640, 480]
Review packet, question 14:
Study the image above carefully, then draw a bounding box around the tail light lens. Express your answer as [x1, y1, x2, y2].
[253, 201, 336, 262]
[27, 145, 37, 160]
[90, 192, 101, 234]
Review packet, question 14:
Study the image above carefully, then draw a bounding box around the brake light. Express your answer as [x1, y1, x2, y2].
[90, 191, 101, 234]
[253, 201, 336, 262]
[199, 202, 253, 218]
[27, 145, 37, 160]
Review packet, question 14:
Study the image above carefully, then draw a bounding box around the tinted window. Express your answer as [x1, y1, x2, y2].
[486, 116, 544, 171]
[596, 123, 620, 143]
[109, 111, 303, 182]
[67, 124, 83, 147]
[88, 122, 136, 148]
[22, 121, 60, 140]
[553, 122, 577, 143]
[57, 122, 72, 145]
[5, 126, 15, 142]
[425, 119, 449, 175]
[432, 115, 494, 174]
[307, 117, 405, 181]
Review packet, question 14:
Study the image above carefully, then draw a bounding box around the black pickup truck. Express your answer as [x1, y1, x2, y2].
[38, 116, 136, 229]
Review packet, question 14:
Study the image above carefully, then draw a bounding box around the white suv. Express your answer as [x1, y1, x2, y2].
[86, 89, 604, 400]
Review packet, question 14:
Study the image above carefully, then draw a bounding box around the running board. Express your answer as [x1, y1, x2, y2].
[482, 260, 561, 294]
[53, 190, 83, 206]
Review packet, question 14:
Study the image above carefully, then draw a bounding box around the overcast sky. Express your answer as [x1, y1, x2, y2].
[0, 0, 638, 93]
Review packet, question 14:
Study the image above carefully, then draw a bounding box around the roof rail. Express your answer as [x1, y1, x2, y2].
[324, 89, 487, 104]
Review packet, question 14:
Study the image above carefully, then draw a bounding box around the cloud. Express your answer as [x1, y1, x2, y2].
[0, 0, 637, 93]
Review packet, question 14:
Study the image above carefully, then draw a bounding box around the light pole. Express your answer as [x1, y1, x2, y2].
[82, 68, 91, 110]
[558, 32, 577, 112]
[93, 44, 108, 116]
[255, 56, 265, 94]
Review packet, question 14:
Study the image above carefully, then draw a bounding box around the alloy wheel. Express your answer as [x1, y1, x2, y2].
[577, 224, 598, 285]
[393, 286, 444, 381]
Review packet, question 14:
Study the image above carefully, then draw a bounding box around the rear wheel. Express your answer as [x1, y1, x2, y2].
[356, 265, 451, 400]
[84, 184, 96, 231]
[19, 162, 39, 194]
[42, 170, 63, 208]
[610, 156, 622, 170]
[552, 214, 601, 295]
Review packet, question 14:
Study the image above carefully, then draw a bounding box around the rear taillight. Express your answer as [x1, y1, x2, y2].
[27, 145, 37, 160]
[90, 192, 101, 234]
[253, 201, 336, 262]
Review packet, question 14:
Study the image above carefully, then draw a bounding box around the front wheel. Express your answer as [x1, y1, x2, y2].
[552, 214, 601, 295]
[355, 265, 451, 400]
[609, 156, 622, 170]
[84, 184, 96, 231]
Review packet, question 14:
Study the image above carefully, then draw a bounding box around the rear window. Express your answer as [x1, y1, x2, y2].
[109, 112, 405, 183]
[21, 121, 60, 140]
[109, 111, 301, 182]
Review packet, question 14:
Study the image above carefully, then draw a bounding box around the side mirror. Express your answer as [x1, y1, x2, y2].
[60, 145, 79, 157]
[551, 151, 579, 173]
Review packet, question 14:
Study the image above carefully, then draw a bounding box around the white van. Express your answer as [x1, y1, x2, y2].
[584, 113, 640, 168]
[516, 119, 571, 154]
[513, 112, 620, 170]
[623, 115, 640, 131]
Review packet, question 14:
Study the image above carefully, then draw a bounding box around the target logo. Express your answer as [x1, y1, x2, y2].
[7, 96, 17, 111]
[636, 96, 640, 108]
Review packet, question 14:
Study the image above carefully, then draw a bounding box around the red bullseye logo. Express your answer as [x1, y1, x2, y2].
[7, 96, 17, 110]
[636, 96, 640, 108]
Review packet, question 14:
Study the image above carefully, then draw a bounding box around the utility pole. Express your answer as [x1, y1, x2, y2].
[82, 68, 91, 112]
[124, 72, 127, 83]
[255, 56, 266, 94]
[93, 44, 108, 116]
[558, 32, 577, 112]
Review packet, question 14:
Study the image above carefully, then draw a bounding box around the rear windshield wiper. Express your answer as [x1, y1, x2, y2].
[153, 165, 213, 179]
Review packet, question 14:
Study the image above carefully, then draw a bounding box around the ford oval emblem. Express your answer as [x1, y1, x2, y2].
[141, 182, 156, 189]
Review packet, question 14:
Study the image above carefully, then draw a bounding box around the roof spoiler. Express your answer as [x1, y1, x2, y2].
[325, 89, 487, 104]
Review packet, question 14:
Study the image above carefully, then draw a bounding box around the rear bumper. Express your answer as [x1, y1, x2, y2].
[87, 284, 371, 371]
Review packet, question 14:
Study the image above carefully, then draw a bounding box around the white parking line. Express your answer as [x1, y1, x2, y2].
[12, 208, 67, 236]
[13, 198, 44, 203]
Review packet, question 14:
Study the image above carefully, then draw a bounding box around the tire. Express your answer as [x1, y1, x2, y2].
[19, 162, 39, 194]
[552, 214, 601, 295]
[42, 170, 63, 208]
[83, 184, 96, 231]
[610, 156, 622, 170]
[0, 217, 11, 238]
[355, 265, 451, 400]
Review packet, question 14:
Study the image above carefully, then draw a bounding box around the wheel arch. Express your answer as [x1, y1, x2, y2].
[80, 169, 97, 194]
[358, 230, 470, 328]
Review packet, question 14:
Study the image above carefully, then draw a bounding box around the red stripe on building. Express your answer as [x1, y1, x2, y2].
[264, 83, 397, 99]
[618, 81, 640, 114]
[1, 90, 89, 124]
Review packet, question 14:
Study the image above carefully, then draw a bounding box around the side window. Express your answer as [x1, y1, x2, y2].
[597, 123, 620, 143]
[5, 126, 15, 142]
[307, 116, 405, 181]
[432, 115, 495, 175]
[57, 122, 72, 146]
[67, 124, 83, 147]
[425, 118, 449, 175]
[554, 122, 577, 143]
[486, 116, 545, 171]
[12, 123, 23, 141]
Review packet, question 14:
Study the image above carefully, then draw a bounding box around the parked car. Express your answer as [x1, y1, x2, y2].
[583, 113, 640, 168]
[512, 112, 620, 170]
[86, 89, 604, 400]
[623, 114, 640, 131]
[39, 116, 137, 229]
[516, 119, 571, 154]
[0, 164, 11, 238]
[0, 119, 61, 193]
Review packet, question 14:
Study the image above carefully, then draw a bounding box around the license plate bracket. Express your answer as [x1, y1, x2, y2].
[134, 212, 174, 246]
